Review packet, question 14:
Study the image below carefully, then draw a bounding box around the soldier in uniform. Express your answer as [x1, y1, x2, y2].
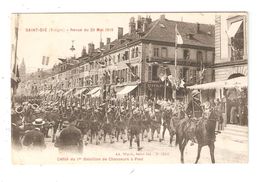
[128, 108, 143, 151]
[55, 119, 83, 154]
[161, 106, 172, 142]
[186, 90, 203, 118]
[22, 118, 46, 150]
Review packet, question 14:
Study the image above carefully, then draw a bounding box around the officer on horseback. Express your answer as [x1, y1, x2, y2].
[186, 90, 203, 118]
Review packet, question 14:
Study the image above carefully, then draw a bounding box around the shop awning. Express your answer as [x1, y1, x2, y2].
[74, 87, 88, 96]
[117, 85, 138, 96]
[187, 76, 247, 90]
[92, 90, 101, 98]
[87, 87, 100, 95]
[227, 20, 243, 38]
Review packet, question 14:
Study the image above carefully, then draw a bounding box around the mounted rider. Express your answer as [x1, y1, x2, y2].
[186, 90, 203, 119]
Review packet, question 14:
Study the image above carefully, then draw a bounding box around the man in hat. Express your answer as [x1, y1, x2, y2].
[11, 109, 24, 151]
[22, 118, 46, 150]
[54, 120, 69, 148]
[56, 119, 83, 154]
[186, 90, 203, 118]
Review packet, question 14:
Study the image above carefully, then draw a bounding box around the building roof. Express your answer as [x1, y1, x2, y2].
[55, 15, 215, 74]
[142, 18, 215, 48]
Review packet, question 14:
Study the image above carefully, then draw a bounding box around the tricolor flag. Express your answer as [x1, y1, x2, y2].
[42, 56, 46, 65]
[45, 57, 50, 65]
[96, 59, 106, 68]
[125, 63, 139, 80]
[175, 24, 183, 45]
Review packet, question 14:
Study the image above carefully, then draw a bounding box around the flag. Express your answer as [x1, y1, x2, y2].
[179, 79, 185, 88]
[125, 63, 139, 79]
[175, 24, 183, 45]
[45, 57, 50, 65]
[42, 56, 46, 65]
[11, 64, 20, 89]
[11, 14, 20, 90]
[159, 66, 171, 82]
[96, 59, 106, 68]
[58, 58, 67, 63]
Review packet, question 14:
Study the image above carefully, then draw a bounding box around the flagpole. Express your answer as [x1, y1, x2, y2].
[174, 25, 178, 101]
[12, 14, 20, 105]
[164, 66, 167, 100]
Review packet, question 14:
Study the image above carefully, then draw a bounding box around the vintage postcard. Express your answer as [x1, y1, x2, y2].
[11, 12, 248, 164]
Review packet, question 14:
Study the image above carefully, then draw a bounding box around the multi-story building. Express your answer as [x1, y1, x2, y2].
[214, 13, 248, 126]
[64, 15, 215, 100]
[25, 14, 215, 102]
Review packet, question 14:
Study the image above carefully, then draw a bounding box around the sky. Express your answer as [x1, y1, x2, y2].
[13, 12, 219, 73]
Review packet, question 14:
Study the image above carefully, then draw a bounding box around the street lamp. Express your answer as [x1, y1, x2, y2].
[70, 40, 76, 58]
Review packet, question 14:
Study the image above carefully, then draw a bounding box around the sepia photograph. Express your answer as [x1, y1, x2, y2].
[10, 12, 248, 164]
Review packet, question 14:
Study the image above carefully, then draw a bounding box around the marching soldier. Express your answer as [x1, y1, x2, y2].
[128, 108, 143, 151]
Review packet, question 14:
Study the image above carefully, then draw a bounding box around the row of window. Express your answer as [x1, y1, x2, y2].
[69, 47, 140, 75]
[65, 66, 140, 88]
[153, 47, 205, 62]
[148, 64, 201, 84]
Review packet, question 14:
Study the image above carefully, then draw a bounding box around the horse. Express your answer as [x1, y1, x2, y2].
[175, 108, 219, 163]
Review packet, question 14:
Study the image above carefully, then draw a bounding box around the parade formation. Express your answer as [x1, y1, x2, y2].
[11, 13, 248, 163]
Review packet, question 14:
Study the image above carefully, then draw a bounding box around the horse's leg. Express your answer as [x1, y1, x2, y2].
[90, 130, 93, 144]
[195, 144, 202, 164]
[116, 129, 119, 142]
[209, 143, 215, 163]
[103, 130, 106, 142]
[129, 132, 133, 149]
[181, 139, 188, 163]
[162, 125, 166, 140]
[169, 131, 174, 147]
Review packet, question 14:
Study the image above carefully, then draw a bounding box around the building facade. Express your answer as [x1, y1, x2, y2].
[214, 13, 248, 126]
[24, 14, 215, 102]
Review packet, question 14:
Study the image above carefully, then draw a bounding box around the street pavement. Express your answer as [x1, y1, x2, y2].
[12, 124, 248, 164]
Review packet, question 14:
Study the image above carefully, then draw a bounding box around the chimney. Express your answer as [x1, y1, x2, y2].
[160, 14, 166, 20]
[197, 23, 200, 33]
[129, 17, 136, 34]
[118, 27, 123, 39]
[100, 41, 104, 49]
[81, 46, 87, 57]
[136, 16, 142, 30]
[106, 37, 111, 45]
[88, 43, 95, 55]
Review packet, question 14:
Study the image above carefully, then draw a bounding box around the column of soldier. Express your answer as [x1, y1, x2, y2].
[11, 94, 187, 154]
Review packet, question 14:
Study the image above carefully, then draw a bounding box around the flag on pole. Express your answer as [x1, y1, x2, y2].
[125, 63, 139, 80]
[45, 57, 50, 65]
[175, 24, 183, 45]
[11, 14, 20, 90]
[96, 59, 106, 68]
[42, 56, 46, 65]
